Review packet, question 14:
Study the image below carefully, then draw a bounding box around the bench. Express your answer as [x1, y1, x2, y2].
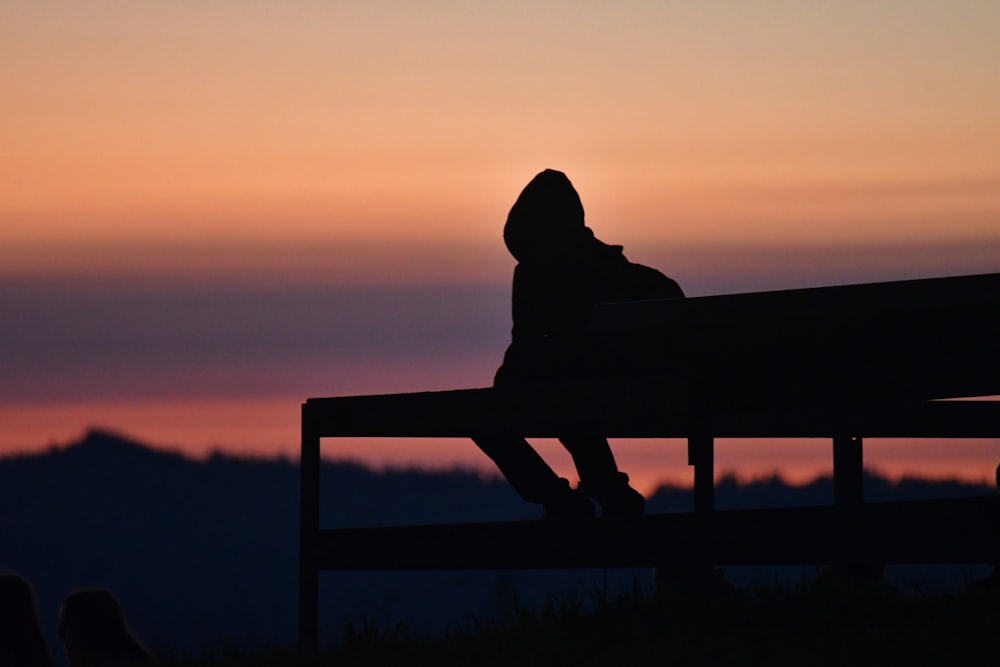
[298, 272, 1000, 651]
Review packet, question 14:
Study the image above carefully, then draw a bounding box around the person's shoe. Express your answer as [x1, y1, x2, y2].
[581, 473, 646, 517]
[542, 478, 595, 520]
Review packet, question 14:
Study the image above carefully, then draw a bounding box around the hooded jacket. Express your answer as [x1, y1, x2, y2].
[495, 170, 683, 384]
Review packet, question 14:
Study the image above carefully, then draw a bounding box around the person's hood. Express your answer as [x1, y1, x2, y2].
[502, 169, 595, 262]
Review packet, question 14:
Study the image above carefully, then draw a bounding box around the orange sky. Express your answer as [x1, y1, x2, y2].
[2, 3, 999, 487]
[3, 1, 999, 279]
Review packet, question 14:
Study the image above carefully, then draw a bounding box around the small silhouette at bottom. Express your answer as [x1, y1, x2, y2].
[0, 573, 54, 667]
[58, 589, 153, 667]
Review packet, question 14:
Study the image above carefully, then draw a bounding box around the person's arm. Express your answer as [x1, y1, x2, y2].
[514, 262, 596, 337]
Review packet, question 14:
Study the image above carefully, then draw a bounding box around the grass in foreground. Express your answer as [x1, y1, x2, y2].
[159, 572, 1000, 667]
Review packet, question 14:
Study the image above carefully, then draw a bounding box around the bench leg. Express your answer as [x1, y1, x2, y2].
[298, 405, 321, 653]
[831, 435, 883, 580]
[657, 437, 719, 594]
[833, 435, 864, 506]
[688, 437, 715, 513]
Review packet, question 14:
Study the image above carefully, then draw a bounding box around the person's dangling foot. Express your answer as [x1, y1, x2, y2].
[541, 478, 596, 520]
[581, 472, 646, 517]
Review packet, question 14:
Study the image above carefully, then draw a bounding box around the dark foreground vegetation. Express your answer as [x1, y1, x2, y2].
[158, 572, 1000, 667]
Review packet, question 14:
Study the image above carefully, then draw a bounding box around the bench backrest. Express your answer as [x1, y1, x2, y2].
[588, 272, 1000, 408]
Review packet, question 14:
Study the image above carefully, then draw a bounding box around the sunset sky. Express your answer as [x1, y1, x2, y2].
[2, 2, 999, 490]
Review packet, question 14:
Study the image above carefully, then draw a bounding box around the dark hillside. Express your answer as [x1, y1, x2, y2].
[1, 429, 995, 653]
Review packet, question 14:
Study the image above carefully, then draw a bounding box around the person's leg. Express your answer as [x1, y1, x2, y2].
[559, 436, 646, 516]
[472, 435, 593, 518]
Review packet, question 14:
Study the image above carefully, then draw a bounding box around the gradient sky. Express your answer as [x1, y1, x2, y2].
[2, 2, 999, 489]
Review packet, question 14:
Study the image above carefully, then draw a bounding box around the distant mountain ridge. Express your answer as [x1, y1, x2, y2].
[1, 429, 995, 653]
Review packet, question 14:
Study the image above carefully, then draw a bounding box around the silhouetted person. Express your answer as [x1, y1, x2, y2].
[58, 589, 152, 667]
[0, 574, 54, 667]
[474, 169, 684, 518]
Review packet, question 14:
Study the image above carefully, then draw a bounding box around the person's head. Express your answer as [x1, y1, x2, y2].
[503, 169, 594, 262]
[58, 589, 150, 666]
[0, 574, 53, 667]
